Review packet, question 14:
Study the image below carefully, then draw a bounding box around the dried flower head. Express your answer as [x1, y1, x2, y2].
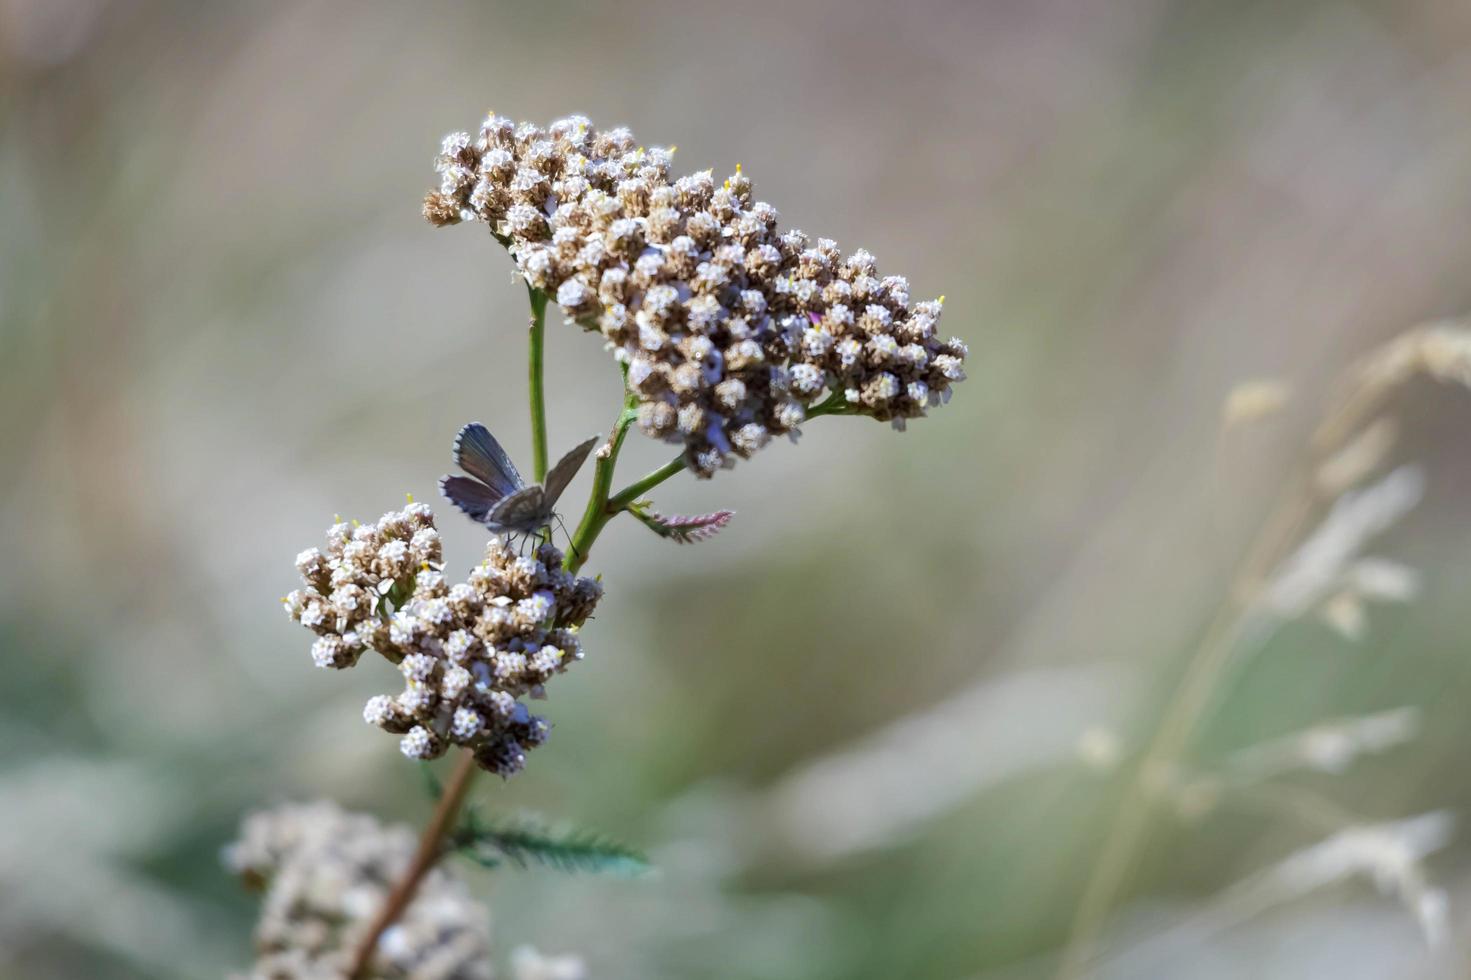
[1238, 810, 1454, 947]
[426, 114, 967, 476]
[1228, 707, 1421, 779]
[224, 801, 493, 979]
[285, 504, 603, 775]
[1258, 465, 1423, 638]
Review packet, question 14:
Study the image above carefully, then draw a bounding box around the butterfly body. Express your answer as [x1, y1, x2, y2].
[440, 423, 598, 537]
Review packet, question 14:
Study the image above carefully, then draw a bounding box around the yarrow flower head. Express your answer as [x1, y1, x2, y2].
[224, 801, 493, 979]
[424, 114, 967, 477]
[285, 504, 603, 776]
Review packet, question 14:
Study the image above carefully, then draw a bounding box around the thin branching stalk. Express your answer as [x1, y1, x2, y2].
[1095, 783, 1372, 977]
[346, 749, 479, 979]
[1231, 780, 1365, 836]
[1056, 359, 1429, 979]
[1056, 466, 1325, 977]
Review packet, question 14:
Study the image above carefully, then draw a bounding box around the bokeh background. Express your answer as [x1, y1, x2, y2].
[6, 1, 1471, 977]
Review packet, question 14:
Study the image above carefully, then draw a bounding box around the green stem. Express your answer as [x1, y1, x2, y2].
[561, 370, 690, 575]
[563, 453, 686, 573]
[527, 285, 550, 483]
[609, 457, 687, 511]
[805, 389, 854, 420]
[561, 386, 853, 571]
[565, 389, 639, 574]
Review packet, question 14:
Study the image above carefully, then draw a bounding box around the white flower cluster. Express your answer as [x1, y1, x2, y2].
[425, 114, 967, 476]
[286, 505, 602, 776]
[1260, 465, 1423, 641]
[286, 502, 442, 670]
[224, 801, 493, 979]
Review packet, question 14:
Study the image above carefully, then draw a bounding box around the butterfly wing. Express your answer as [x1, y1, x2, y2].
[440, 475, 504, 523]
[487, 485, 548, 534]
[454, 422, 524, 497]
[541, 435, 600, 509]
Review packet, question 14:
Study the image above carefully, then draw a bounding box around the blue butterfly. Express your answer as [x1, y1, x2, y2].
[440, 423, 598, 538]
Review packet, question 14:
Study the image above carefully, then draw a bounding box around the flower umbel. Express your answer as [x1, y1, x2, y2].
[425, 114, 967, 476]
[260, 106, 975, 980]
[285, 505, 602, 776]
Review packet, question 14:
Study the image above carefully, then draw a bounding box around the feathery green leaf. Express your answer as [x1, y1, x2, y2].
[452, 811, 651, 877]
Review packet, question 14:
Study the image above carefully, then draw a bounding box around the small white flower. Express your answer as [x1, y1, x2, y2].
[934, 354, 965, 381]
[439, 131, 471, 158]
[451, 707, 483, 741]
[311, 636, 345, 669]
[300, 602, 327, 630]
[363, 695, 395, 727]
[401, 653, 437, 683]
[485, 690, 516, 718]
[556, 278, 592, 310]
[441, 665, 472, 700]
[445, 629, 476, 663]
[421, 598, 454, 626]
[410, 527, 440, 558]
[867, 334, 900, 360]
[399, 726, 437, 760]
[732, 423, 769, 454]
[388, 612, 418, 647]
[776, 400, 806, 428]
[399, 684, 435, 715]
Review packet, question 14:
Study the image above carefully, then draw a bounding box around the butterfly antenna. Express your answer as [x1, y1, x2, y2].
[556, 514, 582, 561]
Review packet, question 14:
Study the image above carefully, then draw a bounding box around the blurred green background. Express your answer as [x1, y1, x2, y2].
[6, 1, 1471, 977]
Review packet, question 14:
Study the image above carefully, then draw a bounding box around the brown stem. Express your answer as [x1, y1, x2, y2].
[346, 749, 479, 979]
